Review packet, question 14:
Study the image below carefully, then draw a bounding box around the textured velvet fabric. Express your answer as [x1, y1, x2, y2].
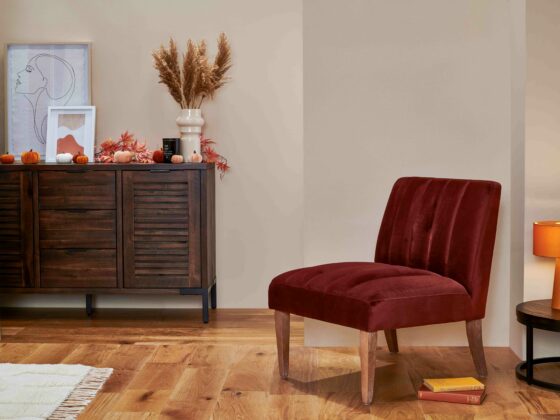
[268, 177, 501, 332]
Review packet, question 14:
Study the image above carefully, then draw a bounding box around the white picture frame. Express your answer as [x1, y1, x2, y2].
[45, 106, 96, 163]
[5, 43, 91, 158]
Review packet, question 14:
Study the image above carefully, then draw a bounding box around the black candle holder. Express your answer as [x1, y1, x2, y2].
[162, 138, 180, 163]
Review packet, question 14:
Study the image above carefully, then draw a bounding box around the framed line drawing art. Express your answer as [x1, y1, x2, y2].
[45, 106, 96, 163]
[5, 43, 91, 158]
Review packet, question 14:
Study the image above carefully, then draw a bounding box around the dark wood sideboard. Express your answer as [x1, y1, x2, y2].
[0, 163, 216, 322]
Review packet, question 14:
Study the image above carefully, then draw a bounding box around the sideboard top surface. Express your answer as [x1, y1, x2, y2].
[0, 163, 214, 171]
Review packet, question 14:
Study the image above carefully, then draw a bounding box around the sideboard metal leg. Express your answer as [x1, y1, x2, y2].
[86, 294, 94, 317]
[179, 287, 211, 323]
[202, 289, 209, 323]
[211, 283, 217, 309]
[526, 325, 534, 384]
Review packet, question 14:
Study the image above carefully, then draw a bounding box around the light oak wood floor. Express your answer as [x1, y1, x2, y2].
[0, 308, 559, 419]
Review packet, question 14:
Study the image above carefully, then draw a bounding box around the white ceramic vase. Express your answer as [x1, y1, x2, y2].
[176, 109, 204, 162]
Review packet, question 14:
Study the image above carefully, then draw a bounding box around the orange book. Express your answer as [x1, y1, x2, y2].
[418, 385, 486, 405]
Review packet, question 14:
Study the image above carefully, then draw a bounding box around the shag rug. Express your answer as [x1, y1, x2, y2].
[0, 363, 112, 419]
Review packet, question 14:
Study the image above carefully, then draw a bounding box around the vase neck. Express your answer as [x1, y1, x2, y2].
[181, 108, 202, 117]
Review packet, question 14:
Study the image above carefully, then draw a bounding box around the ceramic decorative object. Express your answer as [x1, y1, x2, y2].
[171, 155, 184, 164]
[113, 150, 133, 163]
[189, 150, 203, 163]
[176, 109, 204, 162]
[55, 153, 73, 163]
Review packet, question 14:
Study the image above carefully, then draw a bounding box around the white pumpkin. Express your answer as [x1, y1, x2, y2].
[114, 151, 133, 163]
[189, 151, 203, 163]
[56, 153, 74, 163]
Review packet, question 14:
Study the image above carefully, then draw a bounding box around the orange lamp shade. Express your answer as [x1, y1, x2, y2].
[533, 221, 560, 257]
[533, 221, 560, 310]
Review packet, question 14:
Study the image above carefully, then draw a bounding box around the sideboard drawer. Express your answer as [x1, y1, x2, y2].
[40, 249, 117, 288]
[39, 171, 116, 209]
[39, 209, 117, 249]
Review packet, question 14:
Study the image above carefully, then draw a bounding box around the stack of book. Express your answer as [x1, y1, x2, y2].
[418, 377, 486, 405]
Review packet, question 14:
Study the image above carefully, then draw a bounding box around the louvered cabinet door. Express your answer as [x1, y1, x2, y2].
[0, 171, 33, 288]
[123, 170, 201, 288]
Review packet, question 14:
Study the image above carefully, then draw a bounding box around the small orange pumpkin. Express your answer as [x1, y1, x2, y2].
[152, 149, 164, 163]
[1, 153, 15, 164]
[21, 149, 40, 164]
[74, 153, 89, 164]
[171, 154, 184, 164]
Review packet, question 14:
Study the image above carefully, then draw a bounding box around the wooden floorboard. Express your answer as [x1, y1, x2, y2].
[0, 308, 558, 418]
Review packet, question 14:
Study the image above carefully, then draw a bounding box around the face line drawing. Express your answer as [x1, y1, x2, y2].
[14, 53, 77, 146]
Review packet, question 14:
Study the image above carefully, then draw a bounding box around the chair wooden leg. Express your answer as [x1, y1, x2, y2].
[384, 329, 398, 353]
[360, 330, 377, 405]
[466, 319, 487, 377]
[275, 310, 290, 379]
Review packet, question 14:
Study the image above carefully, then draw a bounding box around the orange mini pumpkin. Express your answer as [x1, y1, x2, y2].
[0, 154, 15, 164]
[74, 153, 89, 164]
[21, 149, 40, 164]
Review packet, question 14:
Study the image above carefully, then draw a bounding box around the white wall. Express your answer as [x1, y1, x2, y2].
[303, 0, 524, 347]
[525, 0, 560, 358]
[0, 0, 304, 309]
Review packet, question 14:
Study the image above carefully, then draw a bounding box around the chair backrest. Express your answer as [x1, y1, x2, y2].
[375, 177, 501, 318]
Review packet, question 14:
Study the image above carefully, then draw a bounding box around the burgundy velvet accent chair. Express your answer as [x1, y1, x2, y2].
[268, 177, 501, 405]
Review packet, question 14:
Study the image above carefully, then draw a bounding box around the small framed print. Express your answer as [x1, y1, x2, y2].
[5, 43, 91, 158]
[45, 106, 96, 162]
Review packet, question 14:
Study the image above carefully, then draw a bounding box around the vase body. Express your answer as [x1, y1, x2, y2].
[176, 109, 204, 162]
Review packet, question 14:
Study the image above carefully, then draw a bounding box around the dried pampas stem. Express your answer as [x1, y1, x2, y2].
[153, 32, 232, 109]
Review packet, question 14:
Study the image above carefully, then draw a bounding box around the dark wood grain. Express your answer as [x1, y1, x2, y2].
[40, 249, 117, 288]
[0, 162, 213, 171]
[39, 210, 116, 248]
[116, 170, 123, 289]
[123, 170, 202, 289]
[0, 171, 33, 288]
[516, 299, 560, 332]
[38, 171, 116, 209]
[1, 164, 216, 315]
[201, 166, 216, 290]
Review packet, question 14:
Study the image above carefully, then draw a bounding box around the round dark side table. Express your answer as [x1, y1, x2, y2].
[516, 299, 560, 391]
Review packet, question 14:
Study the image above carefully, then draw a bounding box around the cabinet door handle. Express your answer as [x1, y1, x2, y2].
[149, 169, 171, 173]
[65, 209, 88, 213]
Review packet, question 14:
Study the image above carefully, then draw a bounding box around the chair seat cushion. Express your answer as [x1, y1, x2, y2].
[268, 262, 471, 331]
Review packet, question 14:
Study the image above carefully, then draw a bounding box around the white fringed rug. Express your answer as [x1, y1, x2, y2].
[0, 363, 112, 419]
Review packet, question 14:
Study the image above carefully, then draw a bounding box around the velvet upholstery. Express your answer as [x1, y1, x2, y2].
[268, 177, 501, 332]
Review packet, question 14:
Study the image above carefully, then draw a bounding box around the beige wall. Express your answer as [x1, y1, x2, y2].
[525, 0, 560, 358]
[0, 1, 529, 352]
[0, 0, 304, 309]
[303, 0, 524, 347]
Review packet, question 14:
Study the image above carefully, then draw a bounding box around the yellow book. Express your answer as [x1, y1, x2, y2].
[423, 377, 485, 393]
